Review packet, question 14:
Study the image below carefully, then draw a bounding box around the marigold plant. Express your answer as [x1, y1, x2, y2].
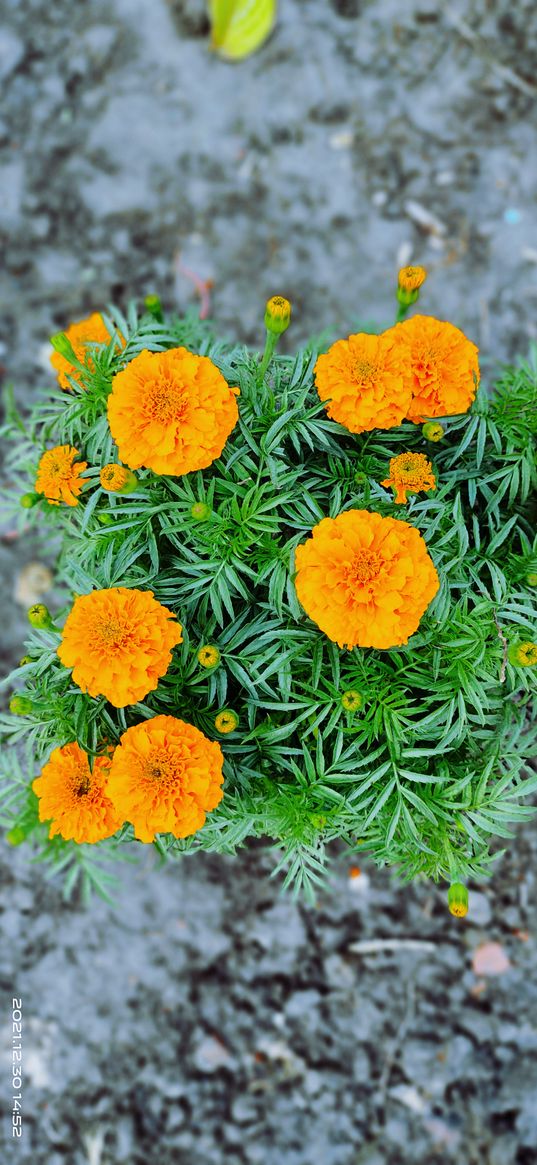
[1, 278, 536, 907]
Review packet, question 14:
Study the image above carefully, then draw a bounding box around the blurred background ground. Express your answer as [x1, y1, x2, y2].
[0, 1, 536, 1162]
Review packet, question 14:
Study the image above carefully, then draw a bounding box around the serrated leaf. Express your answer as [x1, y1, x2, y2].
[209, 0, 276, 60]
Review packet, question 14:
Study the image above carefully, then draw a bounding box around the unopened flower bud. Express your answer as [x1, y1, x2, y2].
[448, 882, 469, 918]
[508, 641, 537, 668]
[191, 501, 212, 521]
[100, 464, 139, 494]
[20, 492, 39, 509]
[341, 690, 363, 712]
[18, 656, 32, 667]
[6, 826, 26, 846]
[144, 294, 163, 321]
[264, 295, 291, 336]
[198, 644, 221, 668]
[526, 573, 537, 587]
[397, 266, 427, 308]
[422, 421, 445, 442]
[50, 330, 79, 364]
[9, 695, 33, 716]
[27, 603, 54, 630]
[214, 709, 239, 734]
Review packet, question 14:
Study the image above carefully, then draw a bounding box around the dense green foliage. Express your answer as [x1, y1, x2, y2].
[1, 302, 536, 900]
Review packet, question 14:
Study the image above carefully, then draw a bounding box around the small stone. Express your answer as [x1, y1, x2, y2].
[192, 1035, 232, 1073]
[472, 942, 511, 977]
[231, 1095, 258, 1125]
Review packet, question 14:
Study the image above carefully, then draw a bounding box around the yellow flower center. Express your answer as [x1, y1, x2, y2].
[349, 548, 383, 585]
[145, 377, 188, 423]
[91, 615, 133, 650]
[352, 358, 377, 385]
[76, 775, 91, 797]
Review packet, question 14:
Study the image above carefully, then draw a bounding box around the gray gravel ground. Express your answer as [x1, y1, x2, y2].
[1, 1, 537, 1162]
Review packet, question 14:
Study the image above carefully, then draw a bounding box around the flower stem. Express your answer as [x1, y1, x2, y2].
[257, 331, 278, 385]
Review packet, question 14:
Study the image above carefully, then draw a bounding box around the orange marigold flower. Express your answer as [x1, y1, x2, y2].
[314, 331, 412, 434]
[32, 742, 122, 843]
[107, 715, 224, 842]
[295, 509, 439, 650]
[382, 451, 436, 505]
[107, 347, 239, 476]
[50, 312, 122, 391]
[57, 587, 183, 707]
[391, 315, 479, 423]
[35, 445, 88, 507]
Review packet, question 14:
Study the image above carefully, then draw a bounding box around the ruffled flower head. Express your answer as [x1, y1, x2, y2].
[35, 445, 88, 506]
[107, 347, 239, 476]
[50, 312, 121, 390]
[391, 315, 479, 422]
[32, 742, 122, 843]
[314, 331, 412, 434]
[382, 451, 436, 504]
[57, 587, 183, 707]
[107, 715, 224, 842]
[295, 509, 439, 649]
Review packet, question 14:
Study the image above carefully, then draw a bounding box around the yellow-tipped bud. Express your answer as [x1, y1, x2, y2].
[398, 265, 427, 294]
[9, 695, 33, 716]
[422, 421, 445, 442]
[341, 690, 363, 712]
[18, 656, 32, 667]
[215, 709, 239, 734]
[264, 295, 291, 336]
[27, 603, 54, 630]
[191, 502, 212, 521]
[100, 464, 139, 494]
[144, 294, 163, 321]
[448, 882, 469, 918]
[198, 645, 221, 669]
[508, 641, 537, 668]
[526, 573, 537, 587]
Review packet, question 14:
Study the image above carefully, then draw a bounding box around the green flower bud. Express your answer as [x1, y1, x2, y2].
[50, 331, 78, 364]
[191, 502, 212, 521]
[422, 421, 445, 442]
[341, 689, 363, 712]
[9, 695, 33, 716]
[144, 294, 163, 321]
[18, 656, 32, 667]
[508, 641, 537, 668]
[6, 826, 26, 846]
[20, 492, 39, 509]
[448, 882, 469, 918]
[27, 603, 54, 630]
[526, 573, 537, 587]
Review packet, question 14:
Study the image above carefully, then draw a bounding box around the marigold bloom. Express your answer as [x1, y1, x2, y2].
[341, 690, 363, 712]
[391, 315, 479, 423]
[107, 348, 239, 476]
[57, 587, 183, 707]
[107, 715, 224, 842]
[398, 265, 427, 294]
[448, 883, 469, 918]
[35, 445, 88, 507]
[99, 463, 137, 493]
[32, 742, 122, 843]
[508, 641, 537, 668]
[295, 509, 439, 650]
[314, 331, 412, 434]
[382, 451, 436, 505]
[198, 645, 221, 668]
[215, 710, 239, 734]
[50, 312, 121, 390]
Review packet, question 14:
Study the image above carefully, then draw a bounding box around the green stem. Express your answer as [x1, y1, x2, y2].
[257, 330, 278, 385]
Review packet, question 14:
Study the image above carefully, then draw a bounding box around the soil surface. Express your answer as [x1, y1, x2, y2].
[1, 1, 537, 1162]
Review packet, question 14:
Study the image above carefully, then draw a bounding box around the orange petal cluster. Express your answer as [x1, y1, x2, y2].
[294, 509, 439, 649]
[393, 315, 479, 422]
[314, 331, 412, 434]
[35, 445, 88, 506]
[32, 742, 122, 843]
[57, 587, 183, 707]
[50, 312, 121, 390]
[107, 347, 239, 476]
[107, 715, 224, 842]
[382, 451, 436, 504]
